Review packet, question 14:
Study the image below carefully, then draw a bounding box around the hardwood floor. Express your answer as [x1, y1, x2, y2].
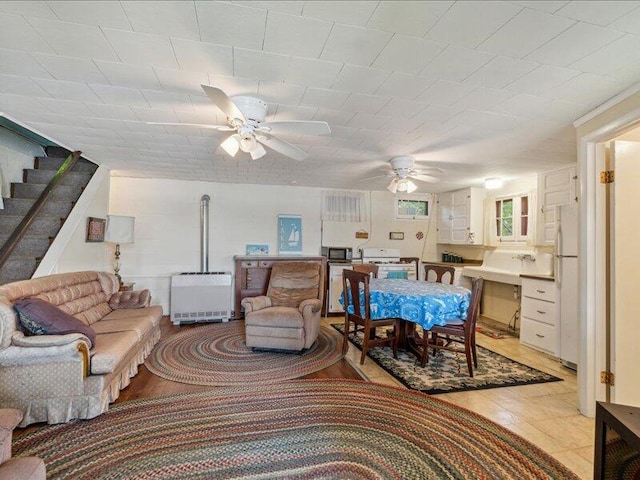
[116, 316, 362, 404]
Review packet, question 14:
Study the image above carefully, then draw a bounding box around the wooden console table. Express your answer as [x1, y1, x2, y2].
[233, 255, 327, 319]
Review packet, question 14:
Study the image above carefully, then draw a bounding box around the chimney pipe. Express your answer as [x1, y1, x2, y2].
[200, 195, 210, 273]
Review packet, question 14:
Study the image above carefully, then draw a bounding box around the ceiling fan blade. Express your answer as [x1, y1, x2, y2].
[257, 121, 331, 136]
[147, 122, 235, 131]
[201, 85, 245, 122]
[414, 167, 445, 175]
[360, 173, 393, 182]
[410, 173, 439, 183]
[257, 135, 307, 161]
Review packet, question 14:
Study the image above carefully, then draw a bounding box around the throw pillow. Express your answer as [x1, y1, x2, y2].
[14, 298, 96, 348]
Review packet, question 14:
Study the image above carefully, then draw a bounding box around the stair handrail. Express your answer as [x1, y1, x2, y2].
[0, 151, 81, 271]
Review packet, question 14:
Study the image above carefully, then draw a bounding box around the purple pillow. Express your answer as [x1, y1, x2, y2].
[14, 298, 96, 348]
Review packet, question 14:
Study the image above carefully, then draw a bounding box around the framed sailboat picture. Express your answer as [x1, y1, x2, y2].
[277, 214, 302, 255]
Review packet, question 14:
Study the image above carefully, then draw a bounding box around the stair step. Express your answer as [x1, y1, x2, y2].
[24, 169, 93, 186]
[0, 258, 38, 285]
[44, 146, 72, 157]
[0, 235, 51, 259]
[34, 156, 97, 173]
[0, 198, 73, 217]
[0, 215, 63, 237]
[11, 183, 83, 201]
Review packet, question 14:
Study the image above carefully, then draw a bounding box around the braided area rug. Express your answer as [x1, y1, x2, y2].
[14, 379, 578, 479]
[145, 321, 344, 385]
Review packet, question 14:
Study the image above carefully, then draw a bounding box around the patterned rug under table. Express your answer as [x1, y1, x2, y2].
[14, 379, 579, 479]
[146, 321, 344, 385]
[332, 323, 562, 394]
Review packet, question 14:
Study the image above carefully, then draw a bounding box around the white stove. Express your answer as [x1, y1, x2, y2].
[361, 248, 417, 280]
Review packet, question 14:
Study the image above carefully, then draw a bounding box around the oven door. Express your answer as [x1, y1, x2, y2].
[377, 263, 417, 280]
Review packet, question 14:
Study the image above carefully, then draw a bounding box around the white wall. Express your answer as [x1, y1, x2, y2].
[54, 169, 111, 273]
[0, 128, 43, 203]
[109, 177, 438, 311]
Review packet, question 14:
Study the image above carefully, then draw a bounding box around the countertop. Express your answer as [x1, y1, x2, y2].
[520, 273, 555, 281]
[422, 260, 483, 267]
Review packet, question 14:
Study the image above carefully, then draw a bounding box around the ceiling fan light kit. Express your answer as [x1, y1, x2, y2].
[220, 134, 240, 157]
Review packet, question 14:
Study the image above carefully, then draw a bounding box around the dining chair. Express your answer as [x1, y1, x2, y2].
[352, 263, 379, 278]
[342, 269, 400, 364]
[420, 277, 484, 377]
[423, 263, 455, 284]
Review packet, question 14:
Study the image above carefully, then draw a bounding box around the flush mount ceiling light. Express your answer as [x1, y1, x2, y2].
[484, 177, 503, 190]
[387, 177, 417, 194]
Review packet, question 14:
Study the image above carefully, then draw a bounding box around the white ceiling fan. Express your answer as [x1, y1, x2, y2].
[363, 156, 444, 193]
[149, 85, 331, 161]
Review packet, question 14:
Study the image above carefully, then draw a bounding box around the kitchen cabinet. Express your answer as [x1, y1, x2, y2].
[327, 263, 353, 314]
[233, 255, 327, 319]
[519, 277, 558, 356]
[437, 187, 485, 245]
[537, 165, 577, 245]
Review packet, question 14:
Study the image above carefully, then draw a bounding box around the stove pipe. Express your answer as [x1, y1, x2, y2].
[200, 195, 210, 273]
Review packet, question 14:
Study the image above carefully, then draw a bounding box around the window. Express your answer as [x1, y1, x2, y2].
[321, 191, 366, 222]
[495, 194, 529, 242]
[395, 194, 431, 220]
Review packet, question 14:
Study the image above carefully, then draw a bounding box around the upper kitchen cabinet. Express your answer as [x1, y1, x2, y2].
[437, 187, 485, 245]
[536, 165, 577, 245]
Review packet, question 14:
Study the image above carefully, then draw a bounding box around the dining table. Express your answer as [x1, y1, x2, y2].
[341, 278, 471, 352]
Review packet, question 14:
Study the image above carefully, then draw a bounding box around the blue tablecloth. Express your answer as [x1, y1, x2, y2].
[341, 279, 471, 331]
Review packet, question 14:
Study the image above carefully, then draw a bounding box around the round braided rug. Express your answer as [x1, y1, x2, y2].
[14, 379, 578, 479]
[145, 321, 344, 385]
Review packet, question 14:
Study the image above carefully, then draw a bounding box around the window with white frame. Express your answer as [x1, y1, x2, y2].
[395, 194, 431, 220]
[495, 193, 529, 242]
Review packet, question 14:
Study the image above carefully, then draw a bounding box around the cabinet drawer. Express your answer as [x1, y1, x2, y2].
[522, 278, 555, 302]
[520, 318, 557, 355]
[521, 296, 556, 325]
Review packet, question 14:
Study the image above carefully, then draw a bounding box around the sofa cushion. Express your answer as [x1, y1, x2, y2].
[90, 317, 154, 340]
[90, 331, 139, 375]
[102, 305, 163, 327]
[108, 290, 151, 310]
[14, 298, 96, 348]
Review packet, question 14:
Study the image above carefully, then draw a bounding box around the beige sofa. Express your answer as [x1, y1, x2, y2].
[0, 271, 162, 426]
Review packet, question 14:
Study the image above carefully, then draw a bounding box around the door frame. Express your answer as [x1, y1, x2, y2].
[577, 106, 640, 417]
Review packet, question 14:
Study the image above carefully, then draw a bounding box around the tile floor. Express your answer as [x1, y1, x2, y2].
[325, 317, 594, 480]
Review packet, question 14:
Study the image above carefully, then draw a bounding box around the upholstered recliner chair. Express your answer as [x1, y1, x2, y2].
[242, 262, 324, 352]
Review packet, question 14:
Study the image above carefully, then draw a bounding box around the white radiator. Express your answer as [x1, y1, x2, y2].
[170, 272, 232, 325]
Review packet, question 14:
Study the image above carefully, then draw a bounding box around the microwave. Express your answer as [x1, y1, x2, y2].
[321, 246, 353, 262]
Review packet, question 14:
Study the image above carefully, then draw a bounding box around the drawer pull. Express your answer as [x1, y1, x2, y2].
[535, 334, 545, 338]
[536, 310, 546, 315]
[536, 289, 546, 294]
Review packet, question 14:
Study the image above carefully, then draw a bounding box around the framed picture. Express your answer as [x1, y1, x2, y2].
[389, 231, 404, 240]
[278, 214, 302, 255]
[246, 244, 269, 255]
[86, 217, 106, 242]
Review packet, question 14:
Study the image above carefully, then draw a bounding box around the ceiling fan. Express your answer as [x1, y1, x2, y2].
[148, 85, 331, 161]
[363, 156, 444, 193]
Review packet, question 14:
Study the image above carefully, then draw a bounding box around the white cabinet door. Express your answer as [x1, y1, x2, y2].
[437, 191, 453, 243]
[328, 264, 352, 313]
[537, 166, 577, 245]
[438, 188, 485, 245]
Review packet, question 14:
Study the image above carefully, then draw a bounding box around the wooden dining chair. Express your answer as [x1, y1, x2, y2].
[423, 263, 455, 284]
[420, 277, 484, 377]
[342, 269, 400, 364]
[352, 263, 379, 278]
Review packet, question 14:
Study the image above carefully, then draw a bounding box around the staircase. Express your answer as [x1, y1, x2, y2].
[0, 147, 98, 285]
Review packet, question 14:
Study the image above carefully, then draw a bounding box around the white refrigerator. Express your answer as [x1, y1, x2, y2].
[555, 203, 578, 369]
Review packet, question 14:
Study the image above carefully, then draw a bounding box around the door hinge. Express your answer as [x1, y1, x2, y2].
[600, 371, 615, 386]
[600, 170, 615, 184]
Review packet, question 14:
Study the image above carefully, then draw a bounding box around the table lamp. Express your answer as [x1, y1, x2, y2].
[104, 215, 135, 286]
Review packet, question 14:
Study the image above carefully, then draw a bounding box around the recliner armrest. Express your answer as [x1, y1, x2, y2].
[242, 296, 272, 313]
[298, 298, 321, 315]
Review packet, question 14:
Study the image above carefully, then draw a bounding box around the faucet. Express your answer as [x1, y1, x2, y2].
[513, 254, 536, 262]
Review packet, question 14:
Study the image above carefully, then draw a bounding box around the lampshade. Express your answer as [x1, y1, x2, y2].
[484, 177, 503, 190]
[105, 215, 135, 244]
[250, 142, 266, 160]
[388, 178, 417, 194]
[239, 132, 256, 153]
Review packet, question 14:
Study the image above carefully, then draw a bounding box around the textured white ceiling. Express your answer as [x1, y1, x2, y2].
[1, 0, 639, 193]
